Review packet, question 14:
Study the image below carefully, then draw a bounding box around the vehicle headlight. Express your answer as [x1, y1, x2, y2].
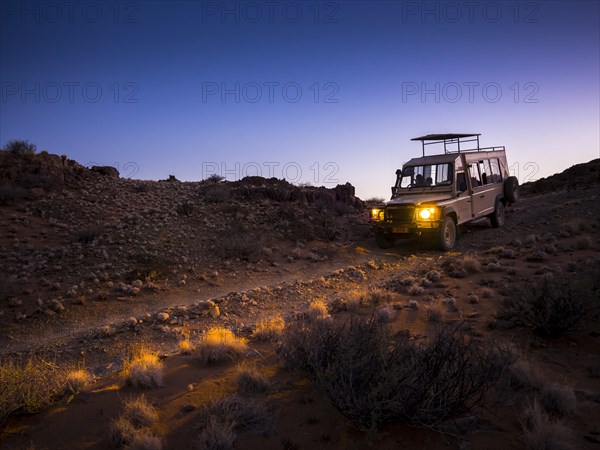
[370, 208, 385, 221]
[418, 207, 437, 220]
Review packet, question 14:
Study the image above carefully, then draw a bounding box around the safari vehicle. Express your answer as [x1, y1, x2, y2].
[370, 133, 519, 250]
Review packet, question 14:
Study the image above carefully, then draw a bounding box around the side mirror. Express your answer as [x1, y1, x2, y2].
[391, 186, 396, 195]
[395, 169, 402, 175]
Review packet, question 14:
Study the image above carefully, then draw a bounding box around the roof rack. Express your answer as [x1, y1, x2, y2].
[411, 133, 503, 156]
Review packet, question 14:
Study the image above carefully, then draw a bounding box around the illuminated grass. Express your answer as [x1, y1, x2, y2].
[195, 327, 248, 366]
[0, 357, 67, 425]
[124, 349, 164, 388]
[252, 316, 285, 341]
[66, 368, 92, 393]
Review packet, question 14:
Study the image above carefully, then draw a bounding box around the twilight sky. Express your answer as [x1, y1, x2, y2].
[1, 0, 598, 198]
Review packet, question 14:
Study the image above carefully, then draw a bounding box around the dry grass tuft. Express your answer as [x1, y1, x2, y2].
[461, 255, 481, 272]
[521, 400, 573, 450]
[66, 368, 92, 393]
[376, 305, 396, 323]
[195, 327, 248, 366]
[508, 359, 544, 390]
[195, 394, 277, 445]
[124, 349, 164, 388]
[129, 430, 164, 450]
[122, 395, 159, 427]
[425, 270, 441, 282]
[252, 316, 285, 341]
[408, 285, 424, 296]
[408, 299, 419, 309]
[306, 299, 330, 321]
[235, 364, 271, 395]
[110, 416, 137, 447]
[178, 338, 193, 354]
[196, 416, 236, 450]
[425, 301, 445, 323]
[0, 357, 67, 425]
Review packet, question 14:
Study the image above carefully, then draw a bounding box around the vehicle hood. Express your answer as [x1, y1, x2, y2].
[386, 193, 453, 206]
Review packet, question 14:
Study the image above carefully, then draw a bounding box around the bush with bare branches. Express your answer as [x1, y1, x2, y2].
[276, 315, 512, 429]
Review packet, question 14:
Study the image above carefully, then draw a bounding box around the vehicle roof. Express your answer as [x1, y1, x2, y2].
[404, 153, 460, 166]
[411, 133, 480, 141]
[404, 149, 507, 167]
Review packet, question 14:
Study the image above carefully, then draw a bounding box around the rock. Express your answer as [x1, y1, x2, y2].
[157, 312, 169, 322]
[91, 166, 119, 178]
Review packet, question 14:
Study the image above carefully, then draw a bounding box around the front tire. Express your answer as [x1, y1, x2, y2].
[375, 232, 395, 249]
[489, 201, 505, 228]
[435, 216, 457, 250]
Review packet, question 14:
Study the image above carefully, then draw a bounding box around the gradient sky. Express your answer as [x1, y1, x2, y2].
[1, 0, 598, 198]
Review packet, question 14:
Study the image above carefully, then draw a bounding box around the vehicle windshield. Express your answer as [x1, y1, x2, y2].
[397, 163, 453, 189]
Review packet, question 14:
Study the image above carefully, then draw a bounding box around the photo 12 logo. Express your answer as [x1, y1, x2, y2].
[0, 1, 140, 24]
[200, 1, 339, 24]
[399, 1, 540, 24]
[401, 82, 540, 104]
[201, 81, 339, 104]
[1, 82, 139, 104]
[202, 161, 340, 185]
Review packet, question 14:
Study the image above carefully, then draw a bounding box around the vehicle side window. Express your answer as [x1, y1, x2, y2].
[456, 172, 467, 192]
[479, 160, 492, 185]
[489, 158, 503, 183]
[469, 163, 481, 187]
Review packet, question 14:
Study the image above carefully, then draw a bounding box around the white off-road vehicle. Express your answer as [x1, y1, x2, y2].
[370, 134, 519, 250]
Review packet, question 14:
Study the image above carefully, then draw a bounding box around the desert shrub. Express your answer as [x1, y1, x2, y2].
[521, 400, 573, 450]
[195, 327, 248, 366]
[195, 394, 277, 439]
[66, 368, 91, 393]
[496, 267, 600, 337]
[123, 349, 164, 388]
[235, 364, 271, 395]
[205, 174, 225, 183]
[0, 357, 67, 425]
[276, 315, 511, 429]
[122, 395, 159, 427]
[252, 316, 285, 341]
[2, 139, 36, 154]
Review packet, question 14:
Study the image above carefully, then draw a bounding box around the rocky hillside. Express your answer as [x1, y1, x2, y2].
[521, 158, 600, 195]
[0, 151, 368, 327]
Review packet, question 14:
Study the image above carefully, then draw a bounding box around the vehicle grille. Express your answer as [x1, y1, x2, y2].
[386, 205, 415, 223]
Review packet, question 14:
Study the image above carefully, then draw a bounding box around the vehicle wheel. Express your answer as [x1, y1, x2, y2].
[375, 232, 395, 249]
[489, 201, 505, 228]
[504, 176, 519, 204]
[435, 216, 457, 250]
